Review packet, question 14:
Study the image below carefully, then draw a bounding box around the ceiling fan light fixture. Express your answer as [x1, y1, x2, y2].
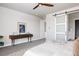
[39, 4, 42, 7]
[33, 3, 54, 10]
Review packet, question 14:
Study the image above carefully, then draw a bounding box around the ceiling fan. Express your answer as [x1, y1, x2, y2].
[33, 3, 54, 10]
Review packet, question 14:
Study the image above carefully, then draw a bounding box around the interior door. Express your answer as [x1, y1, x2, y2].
[55, 14, 68, 42]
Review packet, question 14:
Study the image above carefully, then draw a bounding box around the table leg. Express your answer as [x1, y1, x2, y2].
[30, 37, 32, 42]
[28, 37, 29, 42]
[12, 40, 15, 46]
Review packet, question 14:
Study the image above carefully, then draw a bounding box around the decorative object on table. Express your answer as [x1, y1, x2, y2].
[27, 32, 31, 34]
[0, 36, 4, 46]
[17, 22, 26, 34]
[13, 32, 18, 35]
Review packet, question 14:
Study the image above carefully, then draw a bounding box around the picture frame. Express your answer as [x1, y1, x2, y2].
[17, 22, 26, 34]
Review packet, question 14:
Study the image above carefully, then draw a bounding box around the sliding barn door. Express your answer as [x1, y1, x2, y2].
[55, 14, 68, 42]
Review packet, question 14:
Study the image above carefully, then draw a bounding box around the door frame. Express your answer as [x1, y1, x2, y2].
[75, 19, 79, 39]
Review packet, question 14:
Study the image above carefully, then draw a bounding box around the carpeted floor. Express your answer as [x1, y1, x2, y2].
[0, 39, 46, 56]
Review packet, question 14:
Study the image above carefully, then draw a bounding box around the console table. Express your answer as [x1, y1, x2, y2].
[9, 34, 33, 46]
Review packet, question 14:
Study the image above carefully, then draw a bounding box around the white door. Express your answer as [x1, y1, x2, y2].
[55, 14, 68, 42]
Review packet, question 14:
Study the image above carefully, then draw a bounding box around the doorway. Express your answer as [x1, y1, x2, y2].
[75, 20, 79, 39]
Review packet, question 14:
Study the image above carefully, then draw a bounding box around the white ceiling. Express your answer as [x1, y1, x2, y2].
[0, 3, 79, 19]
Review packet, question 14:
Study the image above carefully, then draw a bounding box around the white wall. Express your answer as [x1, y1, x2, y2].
[46, 14, 55, 41]
[68, 12, 79, 40]
[0, 7, 42, 47]
[40, 20, 45, 39]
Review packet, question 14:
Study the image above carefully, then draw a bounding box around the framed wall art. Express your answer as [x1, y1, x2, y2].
[17, 22, 26, 34]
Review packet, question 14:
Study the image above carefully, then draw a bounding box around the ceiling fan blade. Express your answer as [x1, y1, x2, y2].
[33, 4, 39, 10]
[39, 3, 54, 7]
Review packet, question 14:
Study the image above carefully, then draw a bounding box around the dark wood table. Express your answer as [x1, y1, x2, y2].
[9, 34, 33, 46]
[0, 36, 3, 38]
